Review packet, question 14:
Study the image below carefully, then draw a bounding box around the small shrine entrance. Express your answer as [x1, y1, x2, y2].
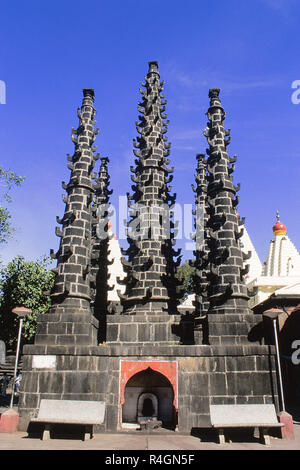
[120, 361, 178, 429]
[137, 392, 158, 422]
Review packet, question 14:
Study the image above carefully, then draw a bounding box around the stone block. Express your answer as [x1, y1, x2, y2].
[46, 345, 75, 355]
[119, 324, 137, 342]
[207, 357, 226, 372]
[35, 323, 48, 335]
[179, 357, 205, 373]
[225, 356, 256, 372]
[57, 335, 77, 345]
[154, 323, 167, 342]
[189, 373, 209, 396]
[107, 374, 119, 395]
[38, 372, 64, 394]
[255, 355, 272, 371]
[138, 324, 151, 342]
[77, 356, 94, 371]
[22, 372, 39, 393]
[209, 373, 227, 395]
[35, 334, 54, 345]
[226, 372, 253, 396]
[211, 396, 236, 405]
[178, 406, 190, 431]
[190, 396, 210, 415]
[64, 372, 92, 394]
[47, 323, 69, 335]
[56, 355, 78, 371]
[106, 324, 118, 342]
[94, 372, 109, 394]
[252, 372, 272, 396]
[73, 323, 93, 335]
[21, 392, 40, 409]
[105, 404, 119, 431]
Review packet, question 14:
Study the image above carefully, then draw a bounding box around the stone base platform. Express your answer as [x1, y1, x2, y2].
[17, 342, 279, 434]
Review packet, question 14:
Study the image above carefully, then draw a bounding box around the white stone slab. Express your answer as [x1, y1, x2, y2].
[32, 355, 57, 369]
[35, 399, 105, 424]
[210, 404, 279, 426]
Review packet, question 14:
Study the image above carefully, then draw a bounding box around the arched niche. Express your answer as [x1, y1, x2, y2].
[137, 392, 158, 422]
[120, 360, 178, 409]
[120, 364, 177, 428]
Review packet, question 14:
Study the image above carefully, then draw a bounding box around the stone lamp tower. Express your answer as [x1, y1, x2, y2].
[119, 61, 182, 315]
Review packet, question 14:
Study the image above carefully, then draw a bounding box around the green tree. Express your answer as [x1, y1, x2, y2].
[0, 167, 25, 244]
[0, 255, 55, 347]
[175, 260, 195, 299]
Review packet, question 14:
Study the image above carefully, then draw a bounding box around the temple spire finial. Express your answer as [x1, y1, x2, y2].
[83, 88, 95, 99]
[273, 211, 287, 236]
[148, 60, 159, 74]
[208, 88, 220, 99]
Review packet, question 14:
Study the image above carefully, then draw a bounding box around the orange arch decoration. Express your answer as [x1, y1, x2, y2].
[120, 360, 178, 410]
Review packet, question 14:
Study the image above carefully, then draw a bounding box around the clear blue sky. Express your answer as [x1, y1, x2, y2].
[1, 0, 300, 266]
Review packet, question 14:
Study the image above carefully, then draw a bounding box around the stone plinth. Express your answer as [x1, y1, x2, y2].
[106, 314, 182, 344]
[34, 298, 99, 347]
[18, 342, 278, 434]
[278, 411, 295, 440]
[106, 313, 208, 345]
[208, 313, 264, 345]
[0, 409, 19, 433]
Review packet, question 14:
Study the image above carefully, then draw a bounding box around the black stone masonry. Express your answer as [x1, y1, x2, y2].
[119, 60, 182, 315]
[18, 64, 279, 434]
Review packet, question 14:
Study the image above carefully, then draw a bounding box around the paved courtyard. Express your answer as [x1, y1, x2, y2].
[1, 395, 299, 452]
[0, 418, 299, 451]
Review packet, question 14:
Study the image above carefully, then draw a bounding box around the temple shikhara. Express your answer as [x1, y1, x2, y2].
[17, 62, 299, 436]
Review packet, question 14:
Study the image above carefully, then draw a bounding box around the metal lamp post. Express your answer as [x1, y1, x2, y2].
[272, 317, 286, 412]
[9, 306, 31, 408]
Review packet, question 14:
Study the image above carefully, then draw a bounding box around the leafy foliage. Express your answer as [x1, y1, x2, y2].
[0, 255, 55, 347]
[175, 260, 195, 299]
[0, 167, 25, 244]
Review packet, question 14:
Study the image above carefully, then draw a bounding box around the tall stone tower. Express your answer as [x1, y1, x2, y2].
[119, 61, 181, 315]
[201, 88, 256, 345]
[45, 88, 100, 346]
[106, 61, 184, 345]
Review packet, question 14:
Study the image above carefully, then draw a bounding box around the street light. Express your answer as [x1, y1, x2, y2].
[9, 306, 31, 408]
[272, 317, 286, 413]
